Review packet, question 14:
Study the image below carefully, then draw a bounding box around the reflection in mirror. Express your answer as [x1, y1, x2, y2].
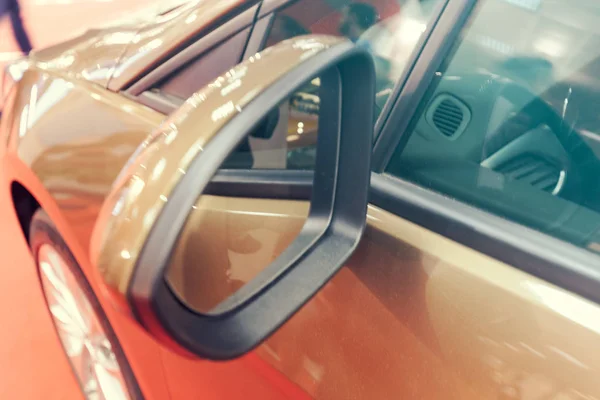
[166, 196, 309, 313]
[164, 77, 329, 313]
[221, 78, 321, 170]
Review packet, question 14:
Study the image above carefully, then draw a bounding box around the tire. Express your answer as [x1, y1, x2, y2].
[28, 209, 143, 400]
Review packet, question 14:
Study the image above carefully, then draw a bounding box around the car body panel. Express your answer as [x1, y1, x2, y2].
[169, 195, 600, 399]
[5, 69, 163, 256]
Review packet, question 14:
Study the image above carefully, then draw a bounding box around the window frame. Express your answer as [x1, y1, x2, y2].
[122, 4, 261, 114]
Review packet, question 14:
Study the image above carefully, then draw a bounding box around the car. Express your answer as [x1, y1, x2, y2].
[2, 0, 600, 398]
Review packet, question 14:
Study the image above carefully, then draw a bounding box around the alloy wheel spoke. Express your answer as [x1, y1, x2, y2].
[38, 244, 130, 400]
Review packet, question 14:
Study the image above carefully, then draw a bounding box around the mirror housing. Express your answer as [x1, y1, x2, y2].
[91, 35, 375, 359]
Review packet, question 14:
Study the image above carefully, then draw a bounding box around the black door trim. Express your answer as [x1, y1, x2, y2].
[372, 0, 477, 171]
[369, 173, 600, 305]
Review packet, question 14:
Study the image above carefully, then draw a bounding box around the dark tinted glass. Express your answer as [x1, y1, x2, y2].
[386, 0, 600, 254]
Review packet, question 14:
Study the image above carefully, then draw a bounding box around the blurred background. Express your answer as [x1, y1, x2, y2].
[0, 0, 166, 72]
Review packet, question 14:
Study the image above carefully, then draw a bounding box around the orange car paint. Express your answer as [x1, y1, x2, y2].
[3, 77, 308, 400]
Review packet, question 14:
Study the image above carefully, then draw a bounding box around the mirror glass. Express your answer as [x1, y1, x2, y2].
[220, 77, 322, 170]
[164, 74, 328, 314]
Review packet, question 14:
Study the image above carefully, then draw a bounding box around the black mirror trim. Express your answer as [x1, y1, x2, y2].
[128, 43, 375, 360]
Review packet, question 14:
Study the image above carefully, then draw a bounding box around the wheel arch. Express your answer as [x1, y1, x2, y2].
[10, 180, 40, 243]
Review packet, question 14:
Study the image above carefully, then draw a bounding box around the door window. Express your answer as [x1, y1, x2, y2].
[386, 0, 600, 254]
[234, 0, 444, 170]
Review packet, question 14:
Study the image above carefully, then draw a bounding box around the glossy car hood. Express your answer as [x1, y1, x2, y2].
[27, 0, 195, 87]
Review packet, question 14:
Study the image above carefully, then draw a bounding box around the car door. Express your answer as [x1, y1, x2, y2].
[154, 0, 600, 399]
[371, 0, 600, 398]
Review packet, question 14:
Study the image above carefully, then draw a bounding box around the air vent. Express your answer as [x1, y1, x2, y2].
[433, 99, 463, 136]
[426, 94, 471, 139]
[495, 154, 563, 193]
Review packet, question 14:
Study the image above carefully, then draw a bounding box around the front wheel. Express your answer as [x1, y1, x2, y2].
[29, 209, 141, 400]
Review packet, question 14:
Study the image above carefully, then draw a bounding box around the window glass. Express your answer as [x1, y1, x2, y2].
[386, 0, 600, 254]
[235, 0, 443, 170]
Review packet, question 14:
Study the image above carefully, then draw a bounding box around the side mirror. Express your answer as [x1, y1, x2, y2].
[90, 35, 375, 360]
